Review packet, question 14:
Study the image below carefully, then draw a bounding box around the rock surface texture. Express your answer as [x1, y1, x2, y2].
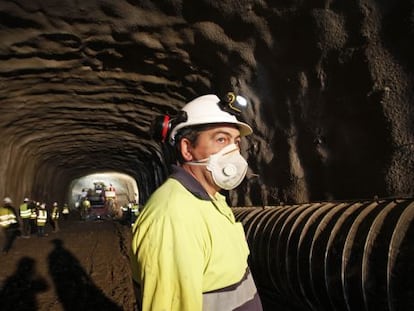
[0, 0, 413, 205]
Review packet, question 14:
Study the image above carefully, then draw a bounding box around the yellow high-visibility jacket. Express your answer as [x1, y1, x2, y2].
[19, 203, 31, 219]
[52, 206, 60, 220]
[131, 166, 261, 311]
[37, 209, 47, 226]
[0, 206, 18, 228]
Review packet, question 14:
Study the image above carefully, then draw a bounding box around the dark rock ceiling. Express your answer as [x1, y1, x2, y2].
[0, 0, 413, 206]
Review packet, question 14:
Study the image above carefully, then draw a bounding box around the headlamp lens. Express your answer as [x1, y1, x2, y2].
[219, 92, 248, 116]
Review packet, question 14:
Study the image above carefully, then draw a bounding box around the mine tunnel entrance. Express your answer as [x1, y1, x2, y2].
[68, 172, 139, 212]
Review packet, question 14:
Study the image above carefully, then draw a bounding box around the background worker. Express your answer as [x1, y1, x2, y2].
[29, 201, 39, 234]
[36, 203, 48, 237]
[131, 93, 262, 310]
[0, 197, 20, 253]
[19, 198, 31, 238]
[81, 197, 90, 220]
[51, 202, 60, 232]
[121, 202, 131, 225]
[130, 200, 139, 226]
[62, 203, 70, 220]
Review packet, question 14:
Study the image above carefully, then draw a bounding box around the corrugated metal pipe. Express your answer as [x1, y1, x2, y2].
[232, 199, 414, 311]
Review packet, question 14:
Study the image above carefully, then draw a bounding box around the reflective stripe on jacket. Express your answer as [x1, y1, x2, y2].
[52, 207, 59, 220]
[37, 210, 47, 226]
[20, 203, 31, 218]
[203, 268, 262, 310]
[0, 206, 18, 228]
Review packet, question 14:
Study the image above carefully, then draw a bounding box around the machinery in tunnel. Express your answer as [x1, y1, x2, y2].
[232, 198, 414, 311]
[69, 172, 139, 219]
[77, 181, 118, 220]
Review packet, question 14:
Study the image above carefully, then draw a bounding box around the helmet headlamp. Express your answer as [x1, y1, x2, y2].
[218, 92, 249, 117]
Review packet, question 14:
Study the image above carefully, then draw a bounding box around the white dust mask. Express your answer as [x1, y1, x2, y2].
[187, 143, 248, 190]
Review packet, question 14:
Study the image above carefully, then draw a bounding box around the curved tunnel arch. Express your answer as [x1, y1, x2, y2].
[68, 172, 139, 208]
[4, 133, 169, 208]
[29, 149, 168, 208]
[0, 1, 413, 207]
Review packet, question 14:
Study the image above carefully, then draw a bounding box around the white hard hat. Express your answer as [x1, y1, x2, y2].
[169, 94, 253, 144]
[3, 197, 12, 204]
[24, 198, 30, 202]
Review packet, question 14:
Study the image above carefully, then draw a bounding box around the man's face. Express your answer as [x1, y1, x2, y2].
[181, 124, 242, 193]
[191, 125, 241, 160]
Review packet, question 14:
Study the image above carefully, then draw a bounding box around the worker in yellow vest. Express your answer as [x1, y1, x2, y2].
[0, 197, 19, 253]
[19, 197, 31, 238]
[51, 202, 60, 232]
[62, 203, 70, 220]
[81, 198, 91, 220]
[29, 201, 39, 234]
[131, 94, 262, 310]
[36, 203, 48, 237]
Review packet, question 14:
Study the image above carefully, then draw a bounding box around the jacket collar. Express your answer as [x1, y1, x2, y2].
[170, 165, 211, 201]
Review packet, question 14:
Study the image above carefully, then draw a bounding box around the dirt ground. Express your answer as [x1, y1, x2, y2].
[0, 215, 137, 311]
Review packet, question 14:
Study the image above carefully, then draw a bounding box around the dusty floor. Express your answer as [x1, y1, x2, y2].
[0, 216, 137, 311]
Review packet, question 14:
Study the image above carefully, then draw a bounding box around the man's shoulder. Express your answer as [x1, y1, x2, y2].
[150, 178, 190, 200]
[143, 178, 201, 213]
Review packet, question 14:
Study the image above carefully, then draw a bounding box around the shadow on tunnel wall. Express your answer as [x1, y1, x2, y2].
[47, 239, 122, 311]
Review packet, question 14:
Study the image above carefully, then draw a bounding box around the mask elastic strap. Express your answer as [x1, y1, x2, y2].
[185, 144, 239, 166]
[186, 159, 208, 166]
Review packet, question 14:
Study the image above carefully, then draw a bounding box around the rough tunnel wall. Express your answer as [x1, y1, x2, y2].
[2, 139, 37, 202]
[233, 0, 414, 204]
[0, 0, 413, 205]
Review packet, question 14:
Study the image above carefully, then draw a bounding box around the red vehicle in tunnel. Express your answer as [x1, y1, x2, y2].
[83, 181, 120, 220]
[87, 182, 110, 220]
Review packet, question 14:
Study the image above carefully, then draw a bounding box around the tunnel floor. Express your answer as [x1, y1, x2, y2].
[0, 216, 136, 311]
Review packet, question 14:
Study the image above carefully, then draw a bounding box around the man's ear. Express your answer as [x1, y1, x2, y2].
[180, 138, 194, 161]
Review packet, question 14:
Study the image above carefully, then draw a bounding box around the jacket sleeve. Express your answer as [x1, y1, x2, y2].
[135, 215, 207, 311]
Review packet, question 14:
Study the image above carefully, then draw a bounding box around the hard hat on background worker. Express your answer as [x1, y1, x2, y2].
[3, 197, 12, 204]
[152, 92, 253, 144]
